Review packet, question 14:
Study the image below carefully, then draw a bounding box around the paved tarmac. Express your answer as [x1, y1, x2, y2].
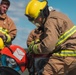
[19, 68, 76, 75]
[19, 69, 29, 75]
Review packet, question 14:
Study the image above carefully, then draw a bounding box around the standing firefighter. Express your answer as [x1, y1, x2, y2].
[25, 0, 76, 75]
[0, 0, 17, 49]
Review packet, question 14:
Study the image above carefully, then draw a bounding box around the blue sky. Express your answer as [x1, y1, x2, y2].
[0, 0, 76, 48]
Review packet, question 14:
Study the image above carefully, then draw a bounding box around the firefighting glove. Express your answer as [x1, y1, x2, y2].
[0, 33, 7, 43]
[28, 39, 40, 53]
[28, 41, 34, 53]
[0, 32, 11, 43]
[0, 32, 7, 49]
[0, 37, 5, 49]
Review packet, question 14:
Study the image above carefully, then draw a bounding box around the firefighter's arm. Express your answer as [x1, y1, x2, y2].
[27, 28, 41, 47]
[7, 18, 17, 41]
[27, 28, 41, 53]
[28, 20, 58, 54]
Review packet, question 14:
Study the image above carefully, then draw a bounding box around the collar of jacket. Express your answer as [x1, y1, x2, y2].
[0, 14, 7, 19]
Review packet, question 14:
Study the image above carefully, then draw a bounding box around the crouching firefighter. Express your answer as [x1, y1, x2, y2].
[25, 0, 76, 75]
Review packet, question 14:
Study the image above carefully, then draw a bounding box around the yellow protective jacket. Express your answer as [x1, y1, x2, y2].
[27, 10, 76, 54]
[0, 14, 17, 44]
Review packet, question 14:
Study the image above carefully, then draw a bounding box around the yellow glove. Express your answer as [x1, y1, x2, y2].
[0, 38, 5, 50]
[28, 41, 34, 53]
[28, 39, 40, 53]
[0, 27, 11, 43]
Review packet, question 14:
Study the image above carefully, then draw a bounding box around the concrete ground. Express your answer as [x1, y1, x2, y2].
[19, 69, 29, 75]
[19, 68, 76, 75]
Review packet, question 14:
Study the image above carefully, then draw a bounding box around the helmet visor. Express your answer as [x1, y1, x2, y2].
[25, 15, 34, 21]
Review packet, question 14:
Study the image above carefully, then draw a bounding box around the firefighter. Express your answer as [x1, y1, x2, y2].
[25, 0, 76, 75]
[0, 0, 17, 49]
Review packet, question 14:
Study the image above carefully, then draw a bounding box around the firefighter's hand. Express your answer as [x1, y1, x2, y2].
[0, 37, 5, 49]
[0, 32, 11, 43]
[28, 39, 40, 53]
[0, 32, 7, 43]
[28, 41, 34, 53]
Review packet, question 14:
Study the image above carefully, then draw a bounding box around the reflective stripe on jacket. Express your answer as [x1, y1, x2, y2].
[56, 26, 76, 46]
[54, 50, 76, 56]
[54, 26, 76, 56]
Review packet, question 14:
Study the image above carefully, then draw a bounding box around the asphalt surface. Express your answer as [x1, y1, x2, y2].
[19, 69, 29, 75]
[20, 68, 76, 75]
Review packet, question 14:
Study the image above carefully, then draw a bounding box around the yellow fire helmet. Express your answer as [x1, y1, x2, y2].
[25, 0, 47, 19]
[0, 38, 4, 50]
